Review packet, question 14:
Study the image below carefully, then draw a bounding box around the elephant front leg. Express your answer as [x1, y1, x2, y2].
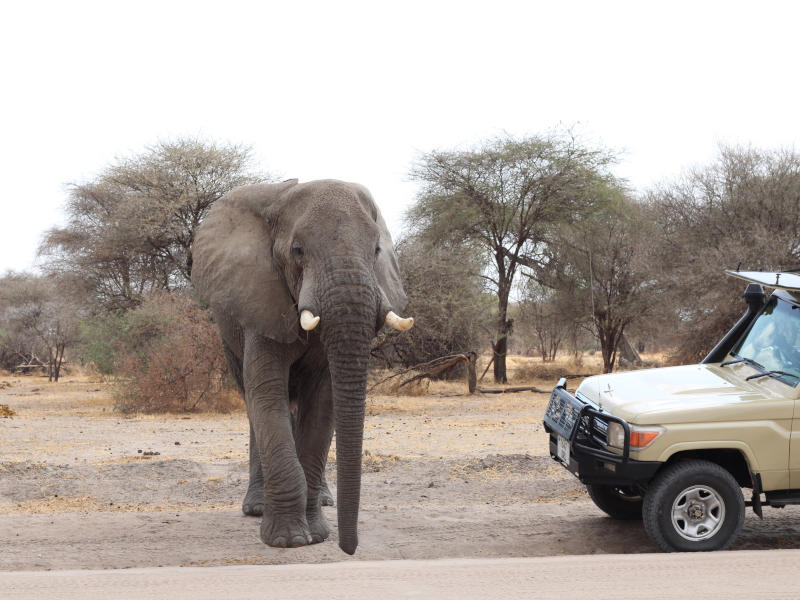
[243, 399, 331, 515]
[295, 375, 334, 543]
[244, 333, 312, 548]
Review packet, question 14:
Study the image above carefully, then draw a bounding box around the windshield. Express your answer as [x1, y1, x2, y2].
[731, 295, 800, 386]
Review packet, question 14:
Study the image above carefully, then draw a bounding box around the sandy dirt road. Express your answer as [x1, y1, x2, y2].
[4, 551, 800, 600]
[2, 373, 800, 573]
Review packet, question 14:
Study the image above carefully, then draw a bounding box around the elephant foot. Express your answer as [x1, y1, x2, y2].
[320, 480, 334, 507]
[307, 508, 331, 544]
[242, 484, 265, 517]
[260, 513, 313, 548]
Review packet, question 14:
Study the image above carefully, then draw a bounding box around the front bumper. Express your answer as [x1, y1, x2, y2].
[543, 379, 661, 486]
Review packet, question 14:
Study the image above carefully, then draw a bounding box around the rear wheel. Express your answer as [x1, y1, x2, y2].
[642, 460, 744, 552]
[586, 484, 643, 520]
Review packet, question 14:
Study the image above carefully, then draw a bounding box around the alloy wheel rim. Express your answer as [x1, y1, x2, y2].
[670, 484, 725, 541]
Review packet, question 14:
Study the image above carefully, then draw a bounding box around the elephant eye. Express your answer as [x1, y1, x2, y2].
[375, 245, 381, 257]
[292, 244, 304, 258]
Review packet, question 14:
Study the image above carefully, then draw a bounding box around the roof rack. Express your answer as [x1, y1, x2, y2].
[725, 270, 800, 291]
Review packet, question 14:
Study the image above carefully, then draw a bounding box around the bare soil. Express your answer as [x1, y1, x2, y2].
[2, 364, 800, 571]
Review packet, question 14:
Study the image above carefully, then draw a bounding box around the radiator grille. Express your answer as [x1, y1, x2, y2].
[544, 387, 583, 438]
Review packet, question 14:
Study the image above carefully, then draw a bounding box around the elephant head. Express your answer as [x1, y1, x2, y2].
[191, 179, 411, 554]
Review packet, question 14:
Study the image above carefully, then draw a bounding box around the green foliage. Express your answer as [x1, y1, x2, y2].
[528, 189, 657, 372]
[77, 313, 129, 375]
[407, 131, 619, 382]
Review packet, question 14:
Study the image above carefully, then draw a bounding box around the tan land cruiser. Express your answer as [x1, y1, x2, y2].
[543, 270, 800, 552]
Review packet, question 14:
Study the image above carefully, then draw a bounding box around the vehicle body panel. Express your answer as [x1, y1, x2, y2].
[572, 362, 796, 491]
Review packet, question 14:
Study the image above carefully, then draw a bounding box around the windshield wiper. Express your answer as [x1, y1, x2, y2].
[746, 370, 800, 382]
[720, 359, 745, 367]
[725, 356, 765, 370]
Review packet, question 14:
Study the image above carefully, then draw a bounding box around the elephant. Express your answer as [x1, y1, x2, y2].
[191, 178, 413, 555]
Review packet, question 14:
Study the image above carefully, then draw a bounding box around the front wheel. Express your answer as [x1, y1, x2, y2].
[642, 460, 744, 552]
[587, 484, 643, 520]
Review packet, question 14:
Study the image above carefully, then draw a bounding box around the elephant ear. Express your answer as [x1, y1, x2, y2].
[353, 185, 407, 313]
[375, 211, 407, 313]
[192, 180, 300, 343]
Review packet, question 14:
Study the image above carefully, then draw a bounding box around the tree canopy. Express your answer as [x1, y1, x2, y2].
[525, 190, 657, 372]
[407, 132, 617, 382]
[39, 138, 268, 311]
[646, 145, 800, 362]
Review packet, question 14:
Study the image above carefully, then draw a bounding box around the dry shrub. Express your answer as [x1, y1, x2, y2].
[508, 355, 601, 383]
[113, 292, 240, 413]
[0, 404, 16, 417]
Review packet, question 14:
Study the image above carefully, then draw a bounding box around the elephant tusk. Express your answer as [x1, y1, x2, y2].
[300, 310, 320, 331]
[385, 311, 414, 331]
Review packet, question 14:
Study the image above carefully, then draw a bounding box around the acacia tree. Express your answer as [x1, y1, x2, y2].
[374, 235, 492, 367]
[39, 138, 267, 311]
[408, 133, 615, 382]
[526, 193, 657, 372]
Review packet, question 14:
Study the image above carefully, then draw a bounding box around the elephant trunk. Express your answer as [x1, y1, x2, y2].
[318, 258, 377, 555]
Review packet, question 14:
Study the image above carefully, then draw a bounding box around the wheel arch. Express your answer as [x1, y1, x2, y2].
[658, 447, 755, 488]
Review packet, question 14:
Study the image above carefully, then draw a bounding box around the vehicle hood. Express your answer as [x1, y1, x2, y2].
[575, 363, 793, 425]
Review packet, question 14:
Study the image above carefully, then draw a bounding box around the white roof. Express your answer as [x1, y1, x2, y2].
[725, 270, 800, 291]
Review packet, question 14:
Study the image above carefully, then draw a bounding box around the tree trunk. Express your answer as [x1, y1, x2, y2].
[493, 285, 511, 384]
[598, 323, 622, 373]
[493, 254, 514, 384]
[619, 333, 642, 365]
[467, 352, 477, 394]
[493, 333, 509, 384]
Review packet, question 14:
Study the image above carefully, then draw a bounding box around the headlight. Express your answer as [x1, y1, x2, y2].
[606, 422, 664, 450]
[607, 422, 626, 449]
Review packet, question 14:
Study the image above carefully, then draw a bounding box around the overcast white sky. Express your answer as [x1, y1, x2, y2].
[2, 0, 799, 274]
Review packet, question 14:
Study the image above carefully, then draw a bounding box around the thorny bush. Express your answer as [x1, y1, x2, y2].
[112, 292, 238, 413]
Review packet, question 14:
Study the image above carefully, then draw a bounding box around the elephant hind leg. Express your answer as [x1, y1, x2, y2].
[242, 424, 265, 516]
[224, 341, 265, 516]
[222, 341, 245, 396]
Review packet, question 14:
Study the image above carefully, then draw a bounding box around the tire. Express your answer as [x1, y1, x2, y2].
[586, 484, 643, 520]
[642, 460, 745, 552]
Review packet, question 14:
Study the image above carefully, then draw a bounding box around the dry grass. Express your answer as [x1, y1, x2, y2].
[0, 496, 238, 515]
[505, 354, 602, 383]
[325, 450, 401, 472]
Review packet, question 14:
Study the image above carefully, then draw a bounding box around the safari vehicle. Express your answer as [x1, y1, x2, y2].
[543, 270, 800, 552]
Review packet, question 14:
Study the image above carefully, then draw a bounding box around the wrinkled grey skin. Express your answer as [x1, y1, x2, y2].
[191, 179, 406, 555]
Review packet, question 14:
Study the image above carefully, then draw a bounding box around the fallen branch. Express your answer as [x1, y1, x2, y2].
[476, 385, 550, 394]
[478, 355, 494, 382]
[370, 351, 477, 393]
